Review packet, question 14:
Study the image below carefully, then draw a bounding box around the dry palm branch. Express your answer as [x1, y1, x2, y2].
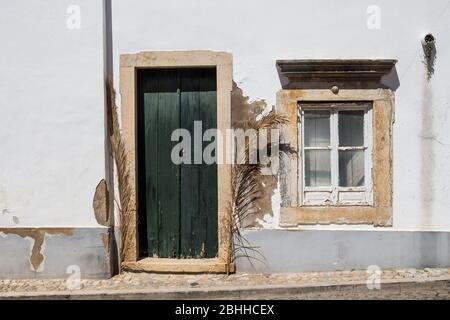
[229, 110, 290, 270]
[106, 79, 134, 264]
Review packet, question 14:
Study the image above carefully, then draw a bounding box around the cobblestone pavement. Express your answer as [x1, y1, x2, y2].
[0, 268, 449, 299]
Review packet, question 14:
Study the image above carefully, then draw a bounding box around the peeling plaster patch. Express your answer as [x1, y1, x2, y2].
[0, 228, 74, 272]
[24, 235, 46, 272]
[232, 82, 282, 228]
[231, 82, 267, 128]
[23, 236, 38, 271]
[270, 182, 282, 226]
[255, 102, 274, 122]
[245, 174, 277, 228]
[93, 179, 109, 226]
[12, 216, 19, 224]
[255, 181, 282, 229]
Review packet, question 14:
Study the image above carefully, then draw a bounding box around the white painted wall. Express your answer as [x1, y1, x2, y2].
[0, 0, 106, 227]
[0, 0, 448, 231]
[112, 0, 450, 231]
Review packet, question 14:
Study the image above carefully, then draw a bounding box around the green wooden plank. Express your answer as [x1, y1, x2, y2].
[199, 69, 218, 258]
[157, 69, 181, 258]
[196, 70, 209, 258]
[180, 70, 200, 258]
[136, 71, 148, 257]
[143, 71, 160, 257]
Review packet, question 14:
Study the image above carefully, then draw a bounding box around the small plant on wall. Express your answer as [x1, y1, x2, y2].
[422, 33, 437, 80]
[422, 33, 436, 58]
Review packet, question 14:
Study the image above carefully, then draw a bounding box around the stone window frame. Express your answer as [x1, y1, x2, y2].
[119, 51, 233, 273]
[277, 89, 394, 227]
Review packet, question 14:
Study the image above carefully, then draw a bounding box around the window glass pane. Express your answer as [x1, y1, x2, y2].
[304, 111, 330, 147]
[305, 150, 331, 187]
[339, 110, 364, 146]
[339, 150, 365, 187]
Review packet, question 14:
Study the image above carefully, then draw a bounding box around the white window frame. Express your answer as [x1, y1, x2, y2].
[298, 102, 373, 206]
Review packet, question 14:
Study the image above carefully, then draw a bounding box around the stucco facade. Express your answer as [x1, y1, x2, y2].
[0, 0, 449, 278]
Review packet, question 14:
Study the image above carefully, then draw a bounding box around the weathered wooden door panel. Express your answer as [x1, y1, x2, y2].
[179, 70, 200, 258]
[137, 68, 218, 259]
[156, 70, 181, 258]
[140, 71, 159, 257]
[180, 69, 218, 258]
[198, 70, 218, 258]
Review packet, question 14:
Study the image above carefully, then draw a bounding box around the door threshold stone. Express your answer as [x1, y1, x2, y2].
[122, 257, 235, 274]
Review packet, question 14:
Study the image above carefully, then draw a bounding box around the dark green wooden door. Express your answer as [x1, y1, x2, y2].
[137, 68, 218, 259]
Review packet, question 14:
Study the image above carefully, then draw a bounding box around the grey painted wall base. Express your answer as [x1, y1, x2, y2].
[235, 229, 450, 273]
[0, 227, 112, 279]
[3, 227, 449, 277]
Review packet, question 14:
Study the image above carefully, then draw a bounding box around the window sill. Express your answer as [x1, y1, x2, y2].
[279, 206, 392, 227]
